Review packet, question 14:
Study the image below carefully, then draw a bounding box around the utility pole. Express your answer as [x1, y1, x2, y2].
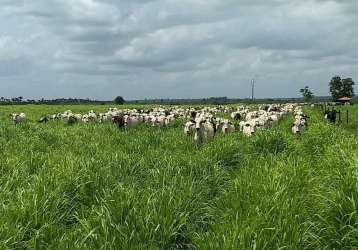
[251, 78, 255, 101]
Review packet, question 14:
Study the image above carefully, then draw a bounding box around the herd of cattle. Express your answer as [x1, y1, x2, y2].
[185, 104, 310, 143]
[9, 103, 310, 143]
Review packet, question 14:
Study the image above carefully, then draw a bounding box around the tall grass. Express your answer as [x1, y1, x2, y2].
[1, 105, 358, 249]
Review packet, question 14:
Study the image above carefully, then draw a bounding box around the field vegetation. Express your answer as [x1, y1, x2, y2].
[1, 105, 358, 249]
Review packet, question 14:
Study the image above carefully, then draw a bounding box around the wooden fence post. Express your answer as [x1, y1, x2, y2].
[338, 110, 341, 123]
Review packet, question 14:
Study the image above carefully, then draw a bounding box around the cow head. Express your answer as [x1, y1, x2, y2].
[292, 123, 301, 134]
[184, 121, 195, 135]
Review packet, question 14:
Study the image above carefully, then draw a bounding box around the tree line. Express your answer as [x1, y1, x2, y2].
[0, 95, 331, 106]
[1, 75, 356, 106]
[300, 75, 355, 103]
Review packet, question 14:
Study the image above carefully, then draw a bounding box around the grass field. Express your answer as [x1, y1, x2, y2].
[1, 105, 358, 249]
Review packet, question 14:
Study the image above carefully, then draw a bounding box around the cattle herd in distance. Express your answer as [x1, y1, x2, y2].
[9, 103, 318, 145]
[10, 104, 311, 141]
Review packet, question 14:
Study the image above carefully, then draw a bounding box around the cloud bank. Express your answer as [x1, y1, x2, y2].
[0, 0, 357, 99]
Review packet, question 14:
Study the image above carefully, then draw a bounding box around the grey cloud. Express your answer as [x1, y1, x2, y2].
[0, 57, 32, 76]
[0, 0, 357, 99]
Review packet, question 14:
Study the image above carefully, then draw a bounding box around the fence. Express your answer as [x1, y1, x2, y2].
[323, 105, 349, 124]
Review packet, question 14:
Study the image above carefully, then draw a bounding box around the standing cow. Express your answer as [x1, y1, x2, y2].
[11, 113, 27, 125]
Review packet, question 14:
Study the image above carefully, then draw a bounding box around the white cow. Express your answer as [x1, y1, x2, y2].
[11, 113, 27, 125]
[88, 110, 97, 121]
[242, 121, 256, 137]
[194, 118, 215, 144]
[221, 120, 235, 134]
[292, 121, 306, 134]
[99, 113, 112, 123]
[216, 119, 235, 134]
[184, 120, 196, 136]
[124, 115, 141, 128]
[152, 116, 166, 128]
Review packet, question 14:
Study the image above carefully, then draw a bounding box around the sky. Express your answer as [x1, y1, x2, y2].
[0, 0, 357, 100]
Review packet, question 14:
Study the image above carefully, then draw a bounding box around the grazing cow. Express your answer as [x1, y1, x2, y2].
[82, 115, 90, 123]
[184, 120, 196, 136]
[221, 119, 235, 134]
[11, 113, 27, 125]
[165, 114, 176, 126]
[242, 121, 256, 137]
[99, 113, 112, 123]
[88, 111, 97, 122]
[59, 110, 73, 120]
[68, 115, 80, 125]
[292, 122, 306, 135]
[38, 116, 49, 123]
[216, 119, 235, 134]
[292, 107, 309, 134]
[112, 115, 125, 128]
[152, 116, 166, 128]
[268, 105, 280, 112]
[230, 112, 242, 120]
[255, 118, 266, 129]
[124, 115, 141, 128]
[190, 111, 197, 119]
[324, 110, 337, 123]
[259, 105, 270, 111]
[194, 118, 215, 144]
[215, 118, 223, 132]
[74, 114, 82, 121]
[267, 114, 279, 127]
[246, 111, 258, 120]
[49, 114, 59, 120]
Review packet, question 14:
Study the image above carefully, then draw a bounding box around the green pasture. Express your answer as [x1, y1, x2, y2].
[0, 105, 357, 249]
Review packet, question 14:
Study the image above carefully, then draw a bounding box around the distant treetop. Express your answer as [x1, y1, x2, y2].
[114, 96, 125, 105]
[329, 75, 355, 101]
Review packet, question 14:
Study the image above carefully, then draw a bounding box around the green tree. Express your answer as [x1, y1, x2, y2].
[329, 76, 355, 101]
[299, 86, 314, 102]
[114, 96, 125, 105]
[342, 78, 355, 98]
[329, 76, 342, 101]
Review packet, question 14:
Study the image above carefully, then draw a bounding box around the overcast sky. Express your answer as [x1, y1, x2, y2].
[0, 0, 357, 100]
